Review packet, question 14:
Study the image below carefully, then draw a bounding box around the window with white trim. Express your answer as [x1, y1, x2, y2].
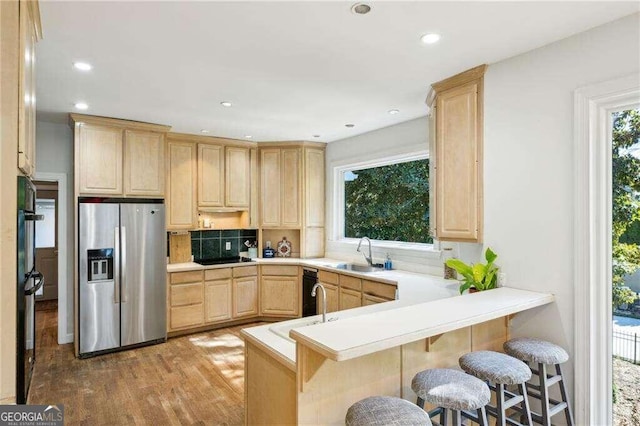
[335, 154, 432, 245]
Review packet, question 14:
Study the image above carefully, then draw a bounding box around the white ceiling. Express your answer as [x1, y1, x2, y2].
[36, 1, 639, 142]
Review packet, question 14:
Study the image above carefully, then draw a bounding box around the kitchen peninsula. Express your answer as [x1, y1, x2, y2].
[240, 268, 553, 425]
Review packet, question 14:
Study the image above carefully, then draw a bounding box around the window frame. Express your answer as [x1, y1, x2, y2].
[332, 150, 436, 251]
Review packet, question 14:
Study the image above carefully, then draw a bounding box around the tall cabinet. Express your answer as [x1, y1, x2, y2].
[258, 142, 325, 258]
[17, 0, 41, 178]
[427, 65, 487, 243]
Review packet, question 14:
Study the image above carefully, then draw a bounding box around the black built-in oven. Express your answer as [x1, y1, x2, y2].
[302, 268, 318, 317]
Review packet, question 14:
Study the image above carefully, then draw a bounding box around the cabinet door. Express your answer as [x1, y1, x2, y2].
[281, 148, 301, 227]
[226, 146, 250, 207]
[362, 293, 392, 306]
[233, 276, 258, 318]
[305, 148, 325, 227]
[261, 276, 299, 316]
[317, 282, 339, 314]
[78, 124, 123, 195]
[166, 141, 196, 230]
[436, 81, 481, 242]
[123, 130, 165, 197]
[198, 144, 224, 207]
[205, 279, 232, 323]
[260, 149, 281, 226]
[339, 287, 362, 311]
[18, 0, 38, 177]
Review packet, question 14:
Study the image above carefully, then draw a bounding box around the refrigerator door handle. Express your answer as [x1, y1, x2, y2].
[114, 227, 120, 304]
[121, 226, 127, 303]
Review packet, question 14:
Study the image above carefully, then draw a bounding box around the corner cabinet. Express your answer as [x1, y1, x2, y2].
[70, 114, 171, 198]
[429, 64, 486, 243]
[17, 0, 41, 177]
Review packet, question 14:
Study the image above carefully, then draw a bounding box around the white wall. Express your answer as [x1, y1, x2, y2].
[35, 120, 74, 339]
[483, 12, 639, 411]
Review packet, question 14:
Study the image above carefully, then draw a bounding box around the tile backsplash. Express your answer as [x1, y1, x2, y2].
[190, 229, 258, 260]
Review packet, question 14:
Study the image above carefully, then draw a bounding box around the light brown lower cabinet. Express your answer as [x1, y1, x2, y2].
[233, 276, 258, 318]
[318, 282, 339, 314]
[168, 271, 204, 331]
[339, 287, 362, 310]
[362, 293, 393, 306]
[205, 279, 232, 323]
[261, 276, 299, 317]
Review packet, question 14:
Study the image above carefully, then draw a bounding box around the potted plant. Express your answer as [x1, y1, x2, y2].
[445, 247, 499, 294]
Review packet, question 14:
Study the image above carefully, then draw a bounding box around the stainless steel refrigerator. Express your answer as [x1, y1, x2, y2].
[79, 200, 166, 357]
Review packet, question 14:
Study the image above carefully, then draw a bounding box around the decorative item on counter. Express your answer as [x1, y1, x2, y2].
[263, 240, 275, 258]
[276, 236, 292, 257]
[244, 240, 258, 259]
[445, 247, 499, 294]
[384, 253, 393, 270]
[442, 247, 456, 279]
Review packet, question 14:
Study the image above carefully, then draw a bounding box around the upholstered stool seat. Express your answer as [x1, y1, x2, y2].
[345, 396, 432, 426]
[504, 338, 574, 426]
[459, 351, 533, 426]
[412, 368, 490, 426]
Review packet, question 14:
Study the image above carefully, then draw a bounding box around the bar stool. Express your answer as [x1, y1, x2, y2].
[504, 338, 574, 426]
[345, 396, 432, 426]
[412, 368, 491, 426]
[459, 351, 533, 426]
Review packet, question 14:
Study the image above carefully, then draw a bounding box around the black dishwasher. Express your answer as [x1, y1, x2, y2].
[302, 268, 318, 317]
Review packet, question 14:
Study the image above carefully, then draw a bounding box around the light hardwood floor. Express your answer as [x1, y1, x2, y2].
[29, 301, 264, 425]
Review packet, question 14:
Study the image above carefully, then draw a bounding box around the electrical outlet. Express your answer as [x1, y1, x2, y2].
[225, 241, 231, 251]
[498, 272, 507, 287]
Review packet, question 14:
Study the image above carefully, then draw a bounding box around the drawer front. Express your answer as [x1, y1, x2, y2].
[261, 265, 299, 277]
[170, 283, 203, 306]
[170, 304, 204, 329]
[205, 268, 232, 281]
[233, 265, 258, 278]
[362, 280, 397, 300]
[363, 293, 392, 306]
[339, 274, 362, 291]
[318, 270, 339, 285]
[170, 270, 203, 284]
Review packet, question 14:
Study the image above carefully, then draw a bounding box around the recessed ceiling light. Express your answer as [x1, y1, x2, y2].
[351, 3, 371, 15]
[313, 135, 321, 138]
[245, 135, 252, 139]
[421, 33, 441, 44]
[200, 129, 209, 134]
[388, 109, 400, 115]
[74, 102, 88, 110]
[345, 124, 355, 128]
[73, 62, 93, 71]
[220, 101, 232, 107]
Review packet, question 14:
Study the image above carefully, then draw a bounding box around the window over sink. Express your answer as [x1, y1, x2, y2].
[335, 153, 432, 246]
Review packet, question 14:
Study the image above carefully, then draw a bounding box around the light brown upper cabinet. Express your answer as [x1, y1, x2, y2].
[70, 114, 170, 198]
[17, 0, 41, 178]
[198, 143, 224, 207]
[225, 146, 251, 207]
[259, 147, 301, 227]
[123, 130, 165, 197]
[166, 137, 197, 230]
[428, 64, 486, 243]
[197, 141, 251, 209]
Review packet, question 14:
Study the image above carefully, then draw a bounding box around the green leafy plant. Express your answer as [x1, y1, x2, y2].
[445, 248, 499, 294]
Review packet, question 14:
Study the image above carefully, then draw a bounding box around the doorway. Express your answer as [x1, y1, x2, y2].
[34, 181, 58, 302]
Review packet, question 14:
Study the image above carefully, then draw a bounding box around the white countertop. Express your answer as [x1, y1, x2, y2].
[289, 287, 553, 361]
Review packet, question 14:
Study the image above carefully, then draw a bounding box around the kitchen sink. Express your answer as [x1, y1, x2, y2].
[335, 263, 384, 273]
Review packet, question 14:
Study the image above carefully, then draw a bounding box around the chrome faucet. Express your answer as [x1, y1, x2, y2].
[311, 283, 327, 323]
[357, 237, 373, 266]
